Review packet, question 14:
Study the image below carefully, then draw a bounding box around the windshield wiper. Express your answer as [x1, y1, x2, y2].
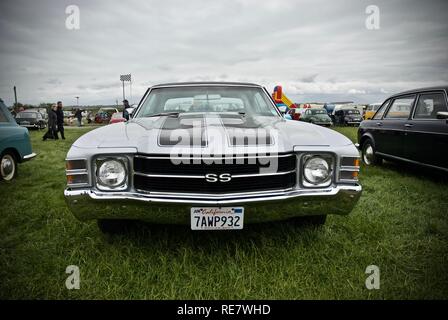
[145, 112, 180, 118]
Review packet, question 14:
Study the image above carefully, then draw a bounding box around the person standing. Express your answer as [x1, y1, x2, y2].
[43, 104, 58, 141]
[74, 108, 83, 127]
[56, 101, 65, 139]
[122, 99, 130, 121]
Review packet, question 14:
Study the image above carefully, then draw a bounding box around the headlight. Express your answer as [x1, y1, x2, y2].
[96, 159, 127, 189]
[303, 156, 333, 186]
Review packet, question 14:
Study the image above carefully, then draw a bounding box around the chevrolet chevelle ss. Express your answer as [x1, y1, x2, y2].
[64, 82, 362, 233]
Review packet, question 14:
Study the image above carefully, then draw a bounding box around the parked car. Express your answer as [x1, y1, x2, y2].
[334, 109, 363, 126]
[95, 108, 119, 124]
[15, 110, 47, 129]
[64, 82, 362, 233]
[0, 99, 37, 181]
[363, 103, 382, 120]
[287, 108, 301, 120]
[358, 86, 448, 171]
[299, 108, 333, 126]
[109, 112, 126, 124]
[94, 112, 110, 124]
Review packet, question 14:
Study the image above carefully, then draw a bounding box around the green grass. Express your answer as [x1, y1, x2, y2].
[0, 126, 447, 299]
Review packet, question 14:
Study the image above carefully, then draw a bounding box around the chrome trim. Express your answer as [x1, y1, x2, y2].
[66, 184, 360, 204]
[133, 170, 296, 179]
[135, 187, 296, 199]
[23, 153, 37, 161]
[94, 156, 130, 191]
[337, 155, 360, 183]
[64, 184, 362, 223]
[152, 83, 263, 89]
[300, 153, 335, 188]
[66, 170, 88, 176]
[339, 179, 359, 183]
[376, 152, 448, 172]
[134, 153, 295, 160]
[134, 84, 283, 120]
[340, 166, 360, 171]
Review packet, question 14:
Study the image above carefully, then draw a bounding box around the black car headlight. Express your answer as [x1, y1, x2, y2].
[95, 157, 128, 190]
[302, 155, 333, 187]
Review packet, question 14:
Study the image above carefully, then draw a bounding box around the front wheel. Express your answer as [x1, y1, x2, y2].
[0, 152, 17, 181]
[362, 139, 382, 165]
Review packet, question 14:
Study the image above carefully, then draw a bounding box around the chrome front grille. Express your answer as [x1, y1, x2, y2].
[133, 153, 297, 194]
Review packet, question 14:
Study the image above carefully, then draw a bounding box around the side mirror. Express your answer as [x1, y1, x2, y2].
[436, 111, 448, 120]
[283, 114, 293, 120]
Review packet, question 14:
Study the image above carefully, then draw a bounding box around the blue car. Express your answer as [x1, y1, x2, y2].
[0, 99, 36, 181]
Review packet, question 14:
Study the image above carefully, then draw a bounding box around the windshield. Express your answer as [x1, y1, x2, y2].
[346, 110, 360, 115]
[309, 109, 327, 115]
[17, 112, 37, 119]
[136, 86, 279, 118]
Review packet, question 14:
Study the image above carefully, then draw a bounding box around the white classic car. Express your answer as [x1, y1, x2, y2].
[64, 82, 362, 233]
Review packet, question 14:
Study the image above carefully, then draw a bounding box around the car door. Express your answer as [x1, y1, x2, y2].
[374, 95, 415, 158]
[404, 91, 448, 169]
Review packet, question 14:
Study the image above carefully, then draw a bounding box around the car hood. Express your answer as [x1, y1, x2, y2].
[73, 114, 353, 154]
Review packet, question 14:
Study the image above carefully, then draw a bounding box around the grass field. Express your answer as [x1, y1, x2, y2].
[0, 126, 447, 299]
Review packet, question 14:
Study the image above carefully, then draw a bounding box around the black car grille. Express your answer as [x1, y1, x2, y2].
[133, 153, 297, 194]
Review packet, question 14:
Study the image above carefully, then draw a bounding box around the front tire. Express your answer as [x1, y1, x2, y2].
[0, 152, 17, 181]
[362, 139, 382, 165]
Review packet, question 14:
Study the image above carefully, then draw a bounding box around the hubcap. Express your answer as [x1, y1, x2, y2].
[1, 155, 15, 180]
[363, 145, 374, 165]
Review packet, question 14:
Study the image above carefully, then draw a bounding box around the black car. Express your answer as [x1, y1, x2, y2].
[358, 86, 448, 171]
[15, 110, 47, 130]
[334, 109, 363, 126]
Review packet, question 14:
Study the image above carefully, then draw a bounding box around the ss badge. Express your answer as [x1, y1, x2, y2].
[205, 173, 232, 183]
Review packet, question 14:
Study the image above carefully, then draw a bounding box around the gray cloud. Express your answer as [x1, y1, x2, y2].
[0, 0, 447, 106]
[300, 74, 318, 83]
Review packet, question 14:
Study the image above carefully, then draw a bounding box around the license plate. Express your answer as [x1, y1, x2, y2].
[191, 207, 244, 230]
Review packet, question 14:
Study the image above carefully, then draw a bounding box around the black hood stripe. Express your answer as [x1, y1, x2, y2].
[157, 114, 274, 147]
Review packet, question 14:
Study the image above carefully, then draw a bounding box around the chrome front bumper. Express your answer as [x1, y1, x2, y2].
[23, 153, 37, 161]
[64, 184, 362, 224]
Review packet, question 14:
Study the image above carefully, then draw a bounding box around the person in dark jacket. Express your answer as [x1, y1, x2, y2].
[56, 101, 65, 139]
[43, 104, 58, 141]
[74, 108, 83, 127]
[122, 100, 130, 121]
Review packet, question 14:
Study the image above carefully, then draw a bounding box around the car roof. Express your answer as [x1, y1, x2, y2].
[389, 86, 448, 98]
[151, 81, 263, 88]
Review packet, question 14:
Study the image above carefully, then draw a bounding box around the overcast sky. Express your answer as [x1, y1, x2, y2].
[0, 0, 447, 106]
